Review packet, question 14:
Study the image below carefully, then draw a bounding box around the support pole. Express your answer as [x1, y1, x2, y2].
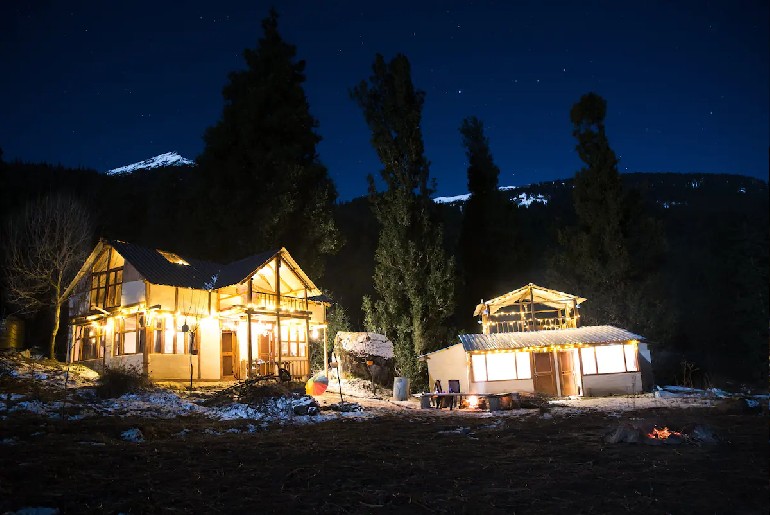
[275, 254, 282, 375]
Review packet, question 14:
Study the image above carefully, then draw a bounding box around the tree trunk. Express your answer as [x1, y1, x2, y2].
[50, 301, 61, 360]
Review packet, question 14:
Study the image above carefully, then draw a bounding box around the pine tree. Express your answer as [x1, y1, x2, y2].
[553, 93, 667, 336]
[352, 54, 455, 388]
[456, 116, 519, 329]
[195, 9, 339, 277]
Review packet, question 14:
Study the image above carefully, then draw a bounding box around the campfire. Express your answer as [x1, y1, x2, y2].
[604, 421, 718, 445]
[647, 425, 683, 440]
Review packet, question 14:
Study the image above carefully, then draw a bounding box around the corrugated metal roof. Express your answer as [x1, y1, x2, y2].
[214, 249, 278, 288]
[458, 325, 643, 352]
[110, 240, 222, 290]
[107, 240, 320, 293]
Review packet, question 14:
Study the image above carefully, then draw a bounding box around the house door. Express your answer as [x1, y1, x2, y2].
[558, 351, 578, 396]
[221, 331, 236, 379]
[533, 352, 557, 396]
[258, 333, 273, 375]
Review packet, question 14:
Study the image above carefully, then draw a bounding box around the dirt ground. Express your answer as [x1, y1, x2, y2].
[1, 398, 767, 514]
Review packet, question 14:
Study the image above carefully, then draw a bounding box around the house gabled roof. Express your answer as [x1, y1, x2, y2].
[458, 325, 643, 352]
[63, 239, 321, 298]
[109, 239, 221, 290]
[475, 283, 587, 316]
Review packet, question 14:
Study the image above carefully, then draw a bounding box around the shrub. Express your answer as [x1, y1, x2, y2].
[96, 364, 153, 398]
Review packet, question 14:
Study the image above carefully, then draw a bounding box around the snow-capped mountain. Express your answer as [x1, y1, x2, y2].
[105, 152, 194, 175]
[433, 185, 549, 208]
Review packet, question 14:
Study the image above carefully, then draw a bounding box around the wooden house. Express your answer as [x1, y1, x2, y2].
[63, 239, 327, 381]
[424, 283, 652, 397]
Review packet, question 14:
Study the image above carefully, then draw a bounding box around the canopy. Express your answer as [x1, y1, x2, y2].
[474, 283, 587, 316]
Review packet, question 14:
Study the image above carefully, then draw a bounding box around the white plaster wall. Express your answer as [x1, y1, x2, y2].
[148, 354, 199, 380]
[582, 372, 642, 396]
[178, 289, 210, 316]
[108, 354, 144, 374]
[425, 344, 468, 393]
[148, 285, 176, 311]
[470, 378, 535, 395]
[309, 302, 325, 323]
[638, 342, 651, 362]
[121, 281, 146, 306]
[198, 317, 221, 379]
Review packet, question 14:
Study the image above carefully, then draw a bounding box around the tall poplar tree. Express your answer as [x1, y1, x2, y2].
[352, 54, 455, 386]
[195, 9, 339, 277]
[553, 92, 667, 336]
[456, 116, 519, 329]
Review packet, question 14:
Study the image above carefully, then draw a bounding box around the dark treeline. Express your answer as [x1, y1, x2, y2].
[1, 146, 767, 388]
[0, 11, 767, 388]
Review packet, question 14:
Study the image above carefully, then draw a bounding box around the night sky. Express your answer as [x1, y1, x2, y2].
[1, 1, 767, 201]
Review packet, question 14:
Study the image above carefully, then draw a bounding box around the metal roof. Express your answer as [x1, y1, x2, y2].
[106, 240, 319, 294]
[110, 240, 222, 290]
[458, 325, 643, 352]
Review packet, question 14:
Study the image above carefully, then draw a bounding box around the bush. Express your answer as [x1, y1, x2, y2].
[96, 364, 153, 398]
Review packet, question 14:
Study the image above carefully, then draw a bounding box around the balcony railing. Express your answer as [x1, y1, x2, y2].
[247, 292, 309, 312]
[486, 316, 578, 334]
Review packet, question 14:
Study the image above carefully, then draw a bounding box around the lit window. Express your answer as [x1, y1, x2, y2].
[487, 353, 517, 381]
[472, 351, 532, 382]
[471, 354, 487, 382]
[516, 352, 532, 379]
[580, 347, 597, 374]
[623, 344, 638, 371]
[595, 345, 627, 374]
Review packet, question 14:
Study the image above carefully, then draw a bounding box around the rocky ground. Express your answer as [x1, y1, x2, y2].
[0, 353, 767, 514]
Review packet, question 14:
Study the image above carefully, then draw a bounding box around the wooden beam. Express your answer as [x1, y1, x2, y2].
[247, 277, 253, 378]
[275, 254, 282, 374]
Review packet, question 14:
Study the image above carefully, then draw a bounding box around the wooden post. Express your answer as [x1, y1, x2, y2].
[275, 254, 282, 375]
[529, 285, 536, 330]
[247, 278, 253, 378]
[323, 303, 328, 378]
[572, 299, 578, 328]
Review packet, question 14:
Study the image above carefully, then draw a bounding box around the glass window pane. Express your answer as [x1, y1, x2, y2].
[486, 353, 517, 381]
[624, 344, 638, 372]
[471, 354, 487, 382]
[123, 333, 137, 354]
[515, 352, 532, 379]
[595, 345, 626, 374]
[124, 316, 137, 331]
[581, 347, 597, 375]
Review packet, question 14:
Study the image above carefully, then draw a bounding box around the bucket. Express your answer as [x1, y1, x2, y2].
[393, 377, 409, 401]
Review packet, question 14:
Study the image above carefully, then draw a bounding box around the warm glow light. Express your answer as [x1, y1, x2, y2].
[647, 426, 682, 440]
[467, 395, 479, 409]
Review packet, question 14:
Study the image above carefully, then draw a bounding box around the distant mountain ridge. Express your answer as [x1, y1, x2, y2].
[105, 152, 194, 175]
[431, 172, 767, 210]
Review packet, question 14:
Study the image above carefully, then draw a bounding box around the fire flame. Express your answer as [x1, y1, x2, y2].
[647, 426, 683, 440]
[467, 395, 479, 409]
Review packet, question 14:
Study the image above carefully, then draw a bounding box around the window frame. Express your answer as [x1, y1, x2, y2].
[471, 351, 533, 382]
[580, 344, 639, 375]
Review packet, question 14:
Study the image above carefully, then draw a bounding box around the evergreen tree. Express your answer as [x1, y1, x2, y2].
[195, 9, 339, 277]
[552, 93, 668, 337]
[352, 54, 455, 388]
[456, 116, 519, 329]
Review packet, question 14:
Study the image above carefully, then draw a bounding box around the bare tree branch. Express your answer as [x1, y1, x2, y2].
[2, 194, 93, 358]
